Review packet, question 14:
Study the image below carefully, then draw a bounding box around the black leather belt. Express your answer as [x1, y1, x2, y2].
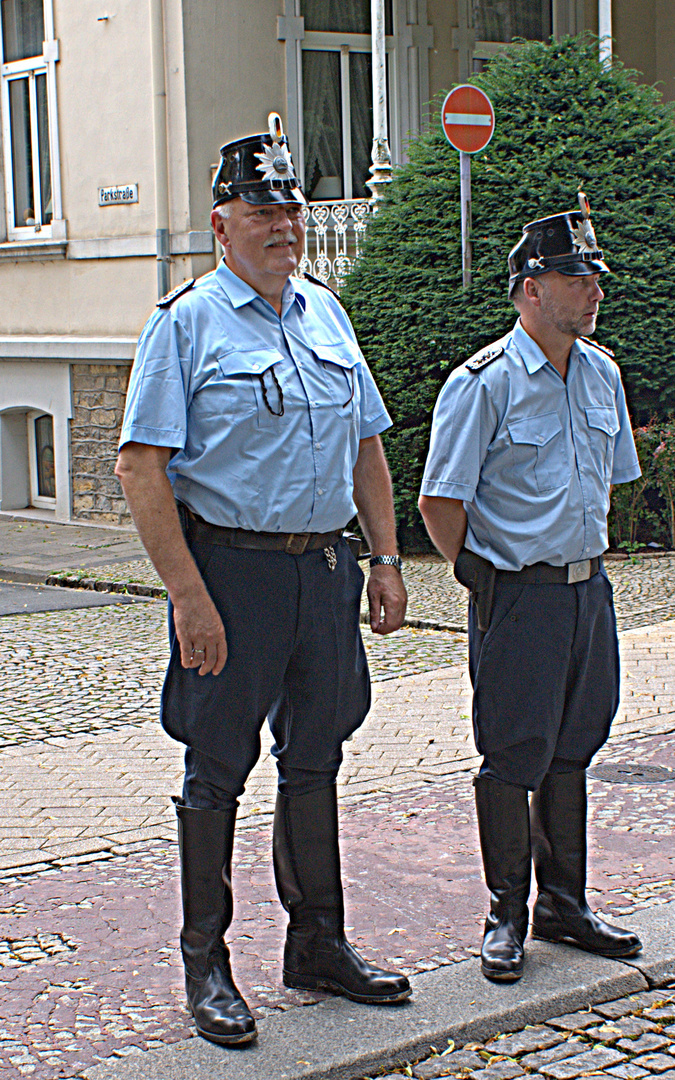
[454, 547, 601, 633]
[497, 557, 600, 585]
[185, 509, 343, 555]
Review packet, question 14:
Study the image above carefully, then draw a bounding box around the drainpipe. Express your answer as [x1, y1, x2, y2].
[598, 0, 612, 66]
[149, 0, 171, 298]
[366, 0, 393, 204]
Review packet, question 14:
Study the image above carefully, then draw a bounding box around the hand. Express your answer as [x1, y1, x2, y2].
[366, 564, 407, 635]
[172, 589, 228, 676]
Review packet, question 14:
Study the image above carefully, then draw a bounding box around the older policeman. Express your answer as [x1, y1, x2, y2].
[116, 116, 410, 1048]
[419, 196, 642, 983]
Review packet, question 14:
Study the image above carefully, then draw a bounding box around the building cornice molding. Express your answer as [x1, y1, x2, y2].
[0, 232, 213, 261]
[0, 337, 137, 362]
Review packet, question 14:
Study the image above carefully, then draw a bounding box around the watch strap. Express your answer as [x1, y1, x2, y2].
[369, 555, 403, 572]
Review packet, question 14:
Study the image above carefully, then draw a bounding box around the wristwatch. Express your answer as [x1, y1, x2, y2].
[369, 555, 403, 573]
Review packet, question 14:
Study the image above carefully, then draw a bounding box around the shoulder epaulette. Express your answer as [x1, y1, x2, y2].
[157, 278, 196, 309]
[301, 272, 340, 301]
[580, 337, 615, 358]
[466, 344, 505, 373]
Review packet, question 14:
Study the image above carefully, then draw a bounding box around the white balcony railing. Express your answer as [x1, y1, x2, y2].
[298, 199, 373, 290]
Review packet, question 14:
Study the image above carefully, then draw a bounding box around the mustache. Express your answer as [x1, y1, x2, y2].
[263, 232, 298, 247]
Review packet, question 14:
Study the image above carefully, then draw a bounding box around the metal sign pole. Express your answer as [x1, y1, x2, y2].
[441, 85, 494, 290]
[460, 150, 472, 289]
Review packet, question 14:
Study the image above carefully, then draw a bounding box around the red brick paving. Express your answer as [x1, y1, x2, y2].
[1, 730, 674, 1078]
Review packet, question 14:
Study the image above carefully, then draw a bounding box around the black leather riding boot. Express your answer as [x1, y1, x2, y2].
[530, 769, 641, 957]
[474, 775, 531, 982]
[175, 800, 257, 1045]
[273, 786, 411, 1004]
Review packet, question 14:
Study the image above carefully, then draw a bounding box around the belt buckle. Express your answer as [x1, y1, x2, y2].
[285, 533, 310, 555]
[567, 559, 591, 584]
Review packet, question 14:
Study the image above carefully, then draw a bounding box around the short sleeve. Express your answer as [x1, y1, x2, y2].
[420, 369, 498, 500]
[609, 364, 641, 485]
[358, 360, 392, 439]
[119, 309, 191, 451]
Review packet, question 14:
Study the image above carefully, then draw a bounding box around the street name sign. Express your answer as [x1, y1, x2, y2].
[98, 184, 139, 206]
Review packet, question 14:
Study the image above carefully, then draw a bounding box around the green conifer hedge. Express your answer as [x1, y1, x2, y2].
[341, 35, 675, 551]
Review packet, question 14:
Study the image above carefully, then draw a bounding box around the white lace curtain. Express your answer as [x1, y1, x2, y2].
[301, 0, 381, 201]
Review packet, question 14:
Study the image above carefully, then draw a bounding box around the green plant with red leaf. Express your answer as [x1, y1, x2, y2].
[609, 422, 660, 549]
[653, 420, 675, 549]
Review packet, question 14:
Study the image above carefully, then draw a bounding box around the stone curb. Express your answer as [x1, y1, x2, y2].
[80, 903, 675, 1080]
[44, 573, 166, 599]
[40, 573, 468, 631]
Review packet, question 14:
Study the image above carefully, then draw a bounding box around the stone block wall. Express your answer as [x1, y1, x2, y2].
[70, 364, 132, 524]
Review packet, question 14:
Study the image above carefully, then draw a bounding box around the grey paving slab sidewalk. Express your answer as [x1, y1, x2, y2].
[0, 516, 144, 584]
[0, 580, 150, 614]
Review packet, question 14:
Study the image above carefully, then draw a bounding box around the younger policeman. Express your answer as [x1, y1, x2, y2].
[419, 195, 642, 982]
[116, 117, 410, 1047]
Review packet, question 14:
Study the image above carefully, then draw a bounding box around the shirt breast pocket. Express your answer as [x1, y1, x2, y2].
[312, 345, 360, 421]
[507, 413, 570, 493]
[585, 405, 620, 482]
[216, 348, 286, 429]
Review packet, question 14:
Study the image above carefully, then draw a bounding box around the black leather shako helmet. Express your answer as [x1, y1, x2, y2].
[507, 192, 609, 297]
[212, 112, 306, 209]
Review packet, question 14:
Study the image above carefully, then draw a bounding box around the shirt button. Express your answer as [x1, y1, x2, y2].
[315, 442, 322, 449]
[311, 401, 318, 408]
[317, 489, 324, 496]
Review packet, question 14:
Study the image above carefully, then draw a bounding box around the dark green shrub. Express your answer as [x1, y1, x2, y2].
[342, 35, 675, 551]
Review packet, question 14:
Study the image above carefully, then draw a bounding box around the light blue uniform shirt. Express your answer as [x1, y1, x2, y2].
[421, 320, 640, 571]
[120, 262, 391, 532]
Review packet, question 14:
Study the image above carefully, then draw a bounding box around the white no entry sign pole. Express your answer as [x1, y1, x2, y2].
[441, 85, 495, 289]
[459, 151, 472, 289]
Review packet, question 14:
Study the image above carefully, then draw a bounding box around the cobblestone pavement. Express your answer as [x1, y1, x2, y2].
[2, 525, 675, 1080]
[1, 606, 675, 1078]
[43, 551, 675, 634]
[373, 988, 675, 1080]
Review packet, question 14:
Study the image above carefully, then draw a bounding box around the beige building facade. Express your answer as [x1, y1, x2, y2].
[0, 0, 673, 523]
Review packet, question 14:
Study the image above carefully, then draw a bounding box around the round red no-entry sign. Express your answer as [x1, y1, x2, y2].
[441, 85, 495, 154]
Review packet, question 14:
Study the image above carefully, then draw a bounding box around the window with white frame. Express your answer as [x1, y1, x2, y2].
[471, 0, 551, 70]
[279, 0, 434, 203]
[1, 0, 62, 239]
[27, 410, 56, 505]
[301, 0, 392, 201]
[455, 0, 583, 77]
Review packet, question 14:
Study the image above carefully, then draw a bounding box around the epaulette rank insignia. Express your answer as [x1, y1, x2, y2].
[302, 271, 340, 301]
[157, 278, 196, 308]
[466, 345, 505, 373]
[580, 337, 615, 358]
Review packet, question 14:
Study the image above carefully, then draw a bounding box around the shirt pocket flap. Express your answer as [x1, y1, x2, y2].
[312, 344, 361, 370]
[585, 405, 620, 437]
[217, 348, 283, 378]
[507, 413, 562, 447]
